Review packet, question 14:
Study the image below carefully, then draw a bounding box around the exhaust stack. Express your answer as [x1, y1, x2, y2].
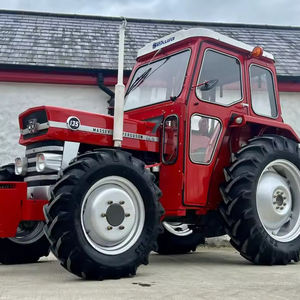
[113, 18, 127, 148]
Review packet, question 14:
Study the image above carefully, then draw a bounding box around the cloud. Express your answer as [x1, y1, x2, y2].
[1, 0, 300, 26]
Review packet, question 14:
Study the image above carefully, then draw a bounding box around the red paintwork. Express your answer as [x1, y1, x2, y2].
[19, 106, 160, 153]
[0, 69, 129, 86]
[0, 182, 47, 238]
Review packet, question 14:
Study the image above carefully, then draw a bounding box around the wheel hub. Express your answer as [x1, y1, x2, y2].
[106, 203, 125, 227]
[81, 176, 145, 255]
[256, 159, 300, 242]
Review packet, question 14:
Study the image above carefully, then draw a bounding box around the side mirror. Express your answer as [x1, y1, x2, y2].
[199, 79, 219, 91]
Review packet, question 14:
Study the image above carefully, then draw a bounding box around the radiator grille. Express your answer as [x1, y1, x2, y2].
[24, 140, 64, 187]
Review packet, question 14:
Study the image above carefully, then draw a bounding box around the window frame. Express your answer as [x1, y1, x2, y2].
[195, 48, 244, 107]
[124, 48, 192, 112]
[249, 63, 278, 119]
[162, 114, 180, 165]
[189, 113, 223, 165]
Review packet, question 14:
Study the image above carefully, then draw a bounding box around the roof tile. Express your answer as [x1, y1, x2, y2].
[0, 11, 299, 76]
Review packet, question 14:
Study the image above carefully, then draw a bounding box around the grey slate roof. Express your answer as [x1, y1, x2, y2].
[0, 10, 300, 77]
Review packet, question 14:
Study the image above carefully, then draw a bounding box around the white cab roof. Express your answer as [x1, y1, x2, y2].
[137, 27, 274, 61]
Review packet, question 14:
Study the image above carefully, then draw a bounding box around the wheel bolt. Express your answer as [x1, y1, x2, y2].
[107, 226, 113, 230]
[283, 197, 287, 200]
[119, 201, 125, 205]
[283, 203, 287, 206]
[280, 207, 284, 210]
[276, 206, 279, 209]
[119, 226, 125, 230]
[101, 213, 106, 217]
[273, 201, 277, 204]
[125, 213, 130, 217]
[276, 191, 280, 194]
[107, 200, 113, 205]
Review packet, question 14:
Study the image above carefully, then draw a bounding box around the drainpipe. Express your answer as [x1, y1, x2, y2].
[97, 73, 115, 116]
[113, 17, 127, 148]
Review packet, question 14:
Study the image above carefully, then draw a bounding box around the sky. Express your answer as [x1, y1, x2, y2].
[0, 0, 300, 26]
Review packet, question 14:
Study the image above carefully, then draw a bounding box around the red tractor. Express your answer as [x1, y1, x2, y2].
[1, 20, 300, 280]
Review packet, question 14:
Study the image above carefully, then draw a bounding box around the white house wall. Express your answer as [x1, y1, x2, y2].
[0, 82, 112, 166]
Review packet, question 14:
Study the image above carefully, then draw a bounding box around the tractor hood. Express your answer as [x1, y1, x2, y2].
[18, 106, 160, 153]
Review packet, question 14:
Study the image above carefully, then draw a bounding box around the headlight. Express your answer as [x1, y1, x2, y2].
[36, 153, 46, 172]
[15, 157, 28, 176]
[36, 153, 62, 173]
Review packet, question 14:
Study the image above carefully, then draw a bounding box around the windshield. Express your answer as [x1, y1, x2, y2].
[124, 49, 191, 111]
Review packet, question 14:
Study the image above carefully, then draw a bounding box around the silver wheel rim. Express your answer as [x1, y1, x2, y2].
[81, 176, 145, 255]
[163, 222, 193, 237]
[9, 221, 45, 245]
[256, 159, 300, 243]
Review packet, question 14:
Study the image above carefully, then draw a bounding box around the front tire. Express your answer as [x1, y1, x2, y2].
[43, 149, 164, 280]
[0, 164, 49, 264]
[220, 135, 300, 265]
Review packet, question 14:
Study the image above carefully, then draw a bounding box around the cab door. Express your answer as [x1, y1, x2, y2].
[183, 43, 249, 207]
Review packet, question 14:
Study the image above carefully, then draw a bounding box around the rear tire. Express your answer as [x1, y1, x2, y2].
[0, 164, 50, 264]
[155, 222, 205, 254]
[220, 135, 300, 265]
[43, 149, 164, 280]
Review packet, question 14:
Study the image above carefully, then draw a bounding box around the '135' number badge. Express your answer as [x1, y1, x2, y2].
[67, 116, 81, 131]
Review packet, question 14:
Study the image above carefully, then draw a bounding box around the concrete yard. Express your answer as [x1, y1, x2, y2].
[0, 247, 299, 300]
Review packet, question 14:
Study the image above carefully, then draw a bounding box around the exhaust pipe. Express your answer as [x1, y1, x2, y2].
[113, 17, 127, 148]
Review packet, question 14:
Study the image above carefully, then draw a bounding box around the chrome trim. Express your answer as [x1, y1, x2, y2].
[21, 122, 49, 135]
[27, 186, 51, 200]
[27, 157, 36, 163]
[26, 146, 64, 155]
[27, 166, 37, 173]
[48, 121, 159, 143]
[24, 174, 58, 182]
[62, 142, 80, 169]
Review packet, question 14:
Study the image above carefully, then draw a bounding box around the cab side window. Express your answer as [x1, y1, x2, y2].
[196, 49, 242, 106]
[190, 115, 221, 164]
[249, 65, 277, 118]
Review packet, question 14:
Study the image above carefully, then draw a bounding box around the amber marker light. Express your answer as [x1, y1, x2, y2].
[251, 46, 264, 58]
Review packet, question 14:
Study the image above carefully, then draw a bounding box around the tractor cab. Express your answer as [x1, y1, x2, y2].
[124, 27, 285, 216]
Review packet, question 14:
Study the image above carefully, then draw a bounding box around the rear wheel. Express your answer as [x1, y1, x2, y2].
[220, 135, 300, 265]
[43, 149, 164, 280]
[155, 222, 205, 255]
[0, 164, 50, 264]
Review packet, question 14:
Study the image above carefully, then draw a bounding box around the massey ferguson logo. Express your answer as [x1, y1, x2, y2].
[27, 119, 38, 134]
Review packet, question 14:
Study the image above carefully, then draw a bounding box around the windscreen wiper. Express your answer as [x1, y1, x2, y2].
[125, 57, 170, 98]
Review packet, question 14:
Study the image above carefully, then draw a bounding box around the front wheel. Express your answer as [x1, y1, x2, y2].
[220, 135, 300, 265]
[43, 149, 164, 280]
